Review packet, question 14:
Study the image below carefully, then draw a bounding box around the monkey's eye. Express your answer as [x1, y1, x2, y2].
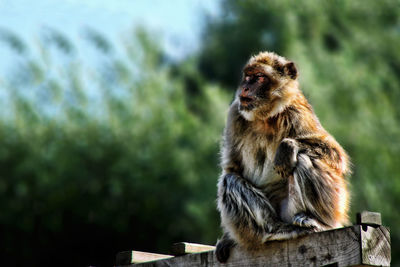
[255, 74, 268, 83]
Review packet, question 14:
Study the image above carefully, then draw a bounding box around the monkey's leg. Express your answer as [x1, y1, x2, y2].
[218, 173, 313, 247]
[217, 172, 278, 262]
[218, 172, 278, 234]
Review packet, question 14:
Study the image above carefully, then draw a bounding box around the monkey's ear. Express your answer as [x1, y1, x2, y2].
[284, 62, 298, 79]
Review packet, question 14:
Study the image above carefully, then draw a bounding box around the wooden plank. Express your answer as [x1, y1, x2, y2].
[115, 250, 174, 265]
[357, 211, 382, 226]
[117, 225, 390, 267]
[287, 226, 362, 266]
[171, 242, 215, 256]
[361, 225, 390, 266]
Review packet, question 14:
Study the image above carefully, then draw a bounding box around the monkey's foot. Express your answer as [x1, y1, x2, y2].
[263, 224, 316, 242]
[292, 213, 323, 230]
[216, 236, 236, 263]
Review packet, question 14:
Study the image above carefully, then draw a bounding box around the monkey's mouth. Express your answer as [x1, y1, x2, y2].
[239, 96, 255, 110]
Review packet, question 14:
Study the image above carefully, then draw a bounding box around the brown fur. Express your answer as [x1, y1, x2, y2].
[216, 51, 350, 263]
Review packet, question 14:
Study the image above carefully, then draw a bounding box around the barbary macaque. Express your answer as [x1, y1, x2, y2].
[216, 52, 350, 263]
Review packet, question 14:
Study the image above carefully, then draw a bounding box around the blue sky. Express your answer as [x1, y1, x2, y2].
[0, 0, 221, 119]
[0, 0, 220, 59]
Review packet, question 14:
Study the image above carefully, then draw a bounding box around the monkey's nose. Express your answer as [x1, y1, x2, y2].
[240, 89, 252, 98]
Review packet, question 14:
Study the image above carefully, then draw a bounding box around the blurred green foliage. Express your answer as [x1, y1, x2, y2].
[1, 0, 400, 266]
[0, 28, 229, 266]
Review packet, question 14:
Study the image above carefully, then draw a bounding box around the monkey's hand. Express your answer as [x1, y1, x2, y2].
[274, 138, 299, 178]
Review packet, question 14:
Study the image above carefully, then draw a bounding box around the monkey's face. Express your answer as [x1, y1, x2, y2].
[238, 65, 279, 112]
[237, 57, 298, 121]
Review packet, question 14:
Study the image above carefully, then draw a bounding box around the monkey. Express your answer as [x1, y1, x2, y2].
[216, 51, 350, 263]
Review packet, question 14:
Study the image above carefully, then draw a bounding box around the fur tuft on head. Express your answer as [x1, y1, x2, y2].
[247, 51, 298, 80]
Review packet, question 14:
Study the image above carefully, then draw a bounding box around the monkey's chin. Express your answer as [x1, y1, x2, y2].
[239, 109, 256, 121]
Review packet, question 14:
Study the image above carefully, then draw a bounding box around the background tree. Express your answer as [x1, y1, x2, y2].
[0, 28, 229, 266]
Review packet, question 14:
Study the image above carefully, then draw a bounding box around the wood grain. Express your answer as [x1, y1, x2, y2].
[357, 211, 382, 226]
[361, 225, 390, 266]
[171, 242, 215, 256]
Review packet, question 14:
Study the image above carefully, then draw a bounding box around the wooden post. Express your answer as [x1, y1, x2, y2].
[171, 242, 215, 256]
[357, 211, 382, 227]
[116, 251, 173, 265]
[116, 211, 390, 267]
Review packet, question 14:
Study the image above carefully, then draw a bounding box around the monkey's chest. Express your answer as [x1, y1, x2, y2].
[240, 142, 280, 188]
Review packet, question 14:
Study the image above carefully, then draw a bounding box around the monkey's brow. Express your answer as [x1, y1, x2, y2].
[243, 66, 265, 75]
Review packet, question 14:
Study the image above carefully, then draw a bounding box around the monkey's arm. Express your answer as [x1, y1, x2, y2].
[273, 138, 299, 178]
[274, 137, 348, 229]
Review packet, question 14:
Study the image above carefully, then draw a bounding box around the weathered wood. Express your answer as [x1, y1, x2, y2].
[116, 250, 173, 265]
[357, 211, 382, 226]
[361, 225, 390, 266]
[117, 225, 390, 267]
[171, 242, 215, 256]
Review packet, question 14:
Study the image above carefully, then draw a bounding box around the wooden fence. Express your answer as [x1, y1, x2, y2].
[115, 211, 390, 267]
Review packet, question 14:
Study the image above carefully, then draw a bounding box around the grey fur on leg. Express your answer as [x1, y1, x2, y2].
[219, 173, 278, 235]
[219, 172, 316, 246]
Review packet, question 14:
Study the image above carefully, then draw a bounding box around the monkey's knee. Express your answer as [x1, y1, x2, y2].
[220, 173, 241, 191]
[274, 138, 299, 177]
[216, 234, 236, 263]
